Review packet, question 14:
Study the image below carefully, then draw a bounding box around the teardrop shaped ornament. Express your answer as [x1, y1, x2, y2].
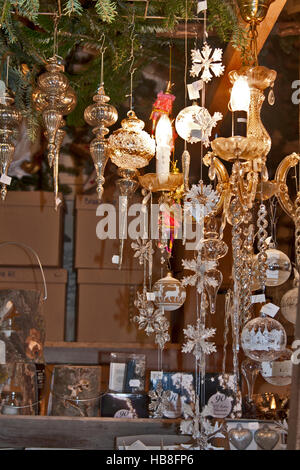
[268, 87, 275, 106]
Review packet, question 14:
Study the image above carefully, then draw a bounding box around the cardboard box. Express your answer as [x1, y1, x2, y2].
[76, 268, 158, 343]
[0, 267, 67, 341]
[75, 193, 145, 270]
[0, 191, 64, 267]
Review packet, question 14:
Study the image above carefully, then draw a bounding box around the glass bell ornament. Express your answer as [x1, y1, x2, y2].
[153, 272, 186, 311]
[252, 247, 292, 288]
[260, 348, 293, 386]
[84, 85, 118, 200]
[108, 110, 155, 171]
[241, 358, 261, 402]
[241, 314, 287, 362]
[202, 216, 228, 261]
[0, 89, 22, 200]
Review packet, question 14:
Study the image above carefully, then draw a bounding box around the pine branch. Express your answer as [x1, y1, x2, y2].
[63, 0, 83, 16]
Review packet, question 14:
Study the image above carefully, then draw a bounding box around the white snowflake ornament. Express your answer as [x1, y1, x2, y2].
[182, 318, 217, 359]
[190, 43, 225, 83]
[185, 181, 219, 220]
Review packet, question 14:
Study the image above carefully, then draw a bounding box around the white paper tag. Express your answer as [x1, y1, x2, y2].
[0, 340, 5, 364]
[197, 0, 207, 13]
[151, 371, 163, 381]
[237, 118, 247, 123]
[0, 174, 11, 185]
[265, 236, 273, 246]
[266, 269, 279, 279]
[146, 292, 156, 301]
[187, 80, 203, 100]
[251, 294, 266, 304]
[109, 362, 126, 392]
[127, 440, 148, 450]
[248, 422, 259, 431]
[129, 379, 140, 387]
[112, 255, 120, 264]
[260, 302, 280, 318]
[261, 360, 292, 378]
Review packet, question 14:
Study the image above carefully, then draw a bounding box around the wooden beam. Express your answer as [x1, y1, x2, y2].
[208, 0, 287, 121]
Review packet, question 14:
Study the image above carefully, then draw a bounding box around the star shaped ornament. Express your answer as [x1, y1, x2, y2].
[148, 380, 172, 418]
[190, 43, 225, 83]
[182, 318, 216, 360]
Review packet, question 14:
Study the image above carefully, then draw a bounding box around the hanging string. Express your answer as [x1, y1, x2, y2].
[99, 33, 107, 87]
[5, 55, 9, 88]
[200, 8, 207, 182]
[184, 0, 188, 151]
[53, 13, 59, 58]
[127, 8, 137, 112]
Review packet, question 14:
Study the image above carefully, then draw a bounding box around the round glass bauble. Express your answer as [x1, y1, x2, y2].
[252, 248, 292, 288]
[260, 348, 293, 386]
[153, 272, 186, 311]
[241, 315, 287, 362]
[280, 287, 298, 325]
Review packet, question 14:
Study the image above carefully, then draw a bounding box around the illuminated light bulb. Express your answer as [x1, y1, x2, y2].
[230, 76, 250, 112]
[155, 114, 173, 184]
[270, 395, 276, 410]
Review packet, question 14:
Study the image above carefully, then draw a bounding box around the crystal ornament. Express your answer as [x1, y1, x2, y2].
[175, 105, 222, 146]
[182, 257, 218, 295]
[148, 380, 172, 418]
[84, 85, 118, 200]
[153, 272, 186, 311]
[0, 89, 21, 200]
[182, 318, 217, 360]
[190, 43, 225, 83]
[241, 358, 261, 402]
[185, 181, 219, 221]
[202, 217, 228, 261]
[108, 110, 155, 170]
[241, 316, 287, 362]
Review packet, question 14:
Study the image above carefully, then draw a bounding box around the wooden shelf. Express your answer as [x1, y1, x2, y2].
[0, 415, 179, 450]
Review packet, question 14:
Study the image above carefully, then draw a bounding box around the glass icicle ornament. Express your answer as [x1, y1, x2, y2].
[241, 358, 261, 402]
[0, 87, 22, 200]
[84, 85, 118, 200]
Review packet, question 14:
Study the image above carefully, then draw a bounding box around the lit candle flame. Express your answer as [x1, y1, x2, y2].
[270, 396, 276, 410]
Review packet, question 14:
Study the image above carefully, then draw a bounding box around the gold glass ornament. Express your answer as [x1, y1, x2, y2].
[0, 90, 22, 200]
[84, 85, 118, 200]
[108, 110, 155, 170]
[237, 1, 275, 24]
[32, 57, 77, 209]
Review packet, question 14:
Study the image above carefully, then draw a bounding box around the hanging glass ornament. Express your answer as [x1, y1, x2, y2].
[253, 247, 292, 287]
[108, 110, 155, 170]
[0, 88, 22, 200]
[281, 287, 298, 325]
[202, 216, 228, 261]
[84, 85, 118, 200]
[241, 358, 261, 402]
[241, 315, 287, 362]
[32, 57, 77, 209]
[204, 268, 223, 314]
[153, 272, 186, 311]
[260, 348, 293, 386]
[175, 105, 222, 146]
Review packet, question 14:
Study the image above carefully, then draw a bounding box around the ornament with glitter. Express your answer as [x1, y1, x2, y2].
[148, 380, 172, 418]
[182, 318, 217, 360]
[190, 43, 225, 83]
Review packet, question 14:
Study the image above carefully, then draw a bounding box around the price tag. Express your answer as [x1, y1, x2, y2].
[187, 80, 203, 100]
[146, 292, 156, 301]
[129, 379, 140, 387]
[0, 174, 11, 185]
[0, 340, 5, 364]
[266, 269, 279, 279]
[112, 255, 120, 264]
[197, 0, 207, 13]
[260, 302, 280, 318]
[251, 294, 266, 304]
[237, 118, 247, 123]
